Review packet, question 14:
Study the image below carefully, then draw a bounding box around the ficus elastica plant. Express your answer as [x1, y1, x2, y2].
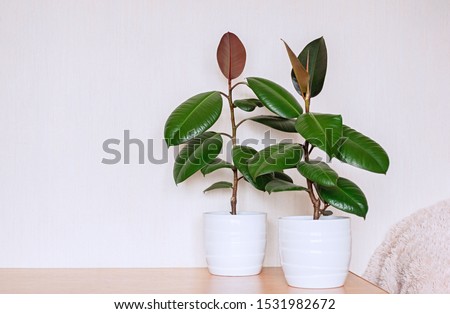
[164, 33, 389, 219]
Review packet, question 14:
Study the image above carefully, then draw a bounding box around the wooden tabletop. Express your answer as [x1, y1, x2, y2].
[0, 267, 386, 294]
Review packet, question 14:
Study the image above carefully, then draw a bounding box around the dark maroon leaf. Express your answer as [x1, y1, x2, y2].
[217, 32, 246, 80]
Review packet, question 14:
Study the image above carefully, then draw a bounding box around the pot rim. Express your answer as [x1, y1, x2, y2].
[279, 215, 350, 221]
[204, 211, 266, 216]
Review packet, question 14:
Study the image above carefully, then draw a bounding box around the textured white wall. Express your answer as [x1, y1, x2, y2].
[1, 0, 449, 274]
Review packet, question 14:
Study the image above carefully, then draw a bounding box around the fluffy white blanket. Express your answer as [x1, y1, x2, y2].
[364, 199, 450, 293]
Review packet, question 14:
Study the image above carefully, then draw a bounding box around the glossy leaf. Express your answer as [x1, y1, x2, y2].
[247, 143, 303, 179]
[297, 161, 338, 187]
[265, 178, 307, 194]
[317, 177, 368, 218]
[247, 115, 297, 133]
[282, 39, 309, 96]
[232, 145, 273, 191]
[247, 77, 303, 118]
[292, 37, 327, 98]
[234, 98, 263, 112]
[203, 181, 233, 193]
[295, 113, 342, 157]
[217, 32, 246, 80]
[164, 91, 223, 146]
[273, 172, 294, 183]
[336, 125, 390, 174]
[201, 158, 233, 176]
[173, 132, 223, 184]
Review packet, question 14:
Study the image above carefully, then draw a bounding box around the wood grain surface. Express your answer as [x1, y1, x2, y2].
[0, 268, 387, 294]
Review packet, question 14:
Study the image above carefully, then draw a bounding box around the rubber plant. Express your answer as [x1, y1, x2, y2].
[244, 37, 390, 219]
[164, 32, 301, 215]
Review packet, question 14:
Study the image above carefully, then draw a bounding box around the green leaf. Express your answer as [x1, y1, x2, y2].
[265, 178, 307, 194]
[247, 115, 297, 133]
[273, 172, 293, 183]
[292, 37, 327, 98]
[234, 98, 263, 112]
[217, 32, 246, 80]
[173, 132, 223, 184]
[282, 39, 309, 96]
[203, 181, 233, 193]
[164, 91, 223, 146]
[201, 158, 233, 176]
[247, 77, 303, 118]
[295, 113, 342, 157]
[297, 161, 338, 187]
[247, 143, 303, 179]
[336, 125, 390, 174]
[232, 145, 273, 191]
[317, 177, 368, 218]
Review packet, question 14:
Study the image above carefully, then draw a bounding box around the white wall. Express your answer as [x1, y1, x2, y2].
[1, 0, 449, 274]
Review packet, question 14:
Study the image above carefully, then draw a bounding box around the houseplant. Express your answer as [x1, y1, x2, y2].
[243, 37, 390, 288]
[164, 32, 302, 276]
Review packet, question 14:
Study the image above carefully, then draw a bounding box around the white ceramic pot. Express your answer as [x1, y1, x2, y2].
[279, 216, 351, 288]
[204, 211, 266, 276]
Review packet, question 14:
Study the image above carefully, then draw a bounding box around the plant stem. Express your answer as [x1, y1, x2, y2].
[231, 81, 248, 91]
[304, 97, 321, 220]
[219, 132, 233, 139]
[305, 98, 310, 113]
[228, 79, 238, 215]
[235, 118, 248, 129]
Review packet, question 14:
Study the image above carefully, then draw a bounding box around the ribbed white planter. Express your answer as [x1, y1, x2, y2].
[279, 216, 351, 288]
[204, 211, 266, 276]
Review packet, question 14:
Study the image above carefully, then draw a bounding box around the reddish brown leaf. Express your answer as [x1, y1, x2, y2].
[282, 39, 309, 96]
[216, 32, 246, 80]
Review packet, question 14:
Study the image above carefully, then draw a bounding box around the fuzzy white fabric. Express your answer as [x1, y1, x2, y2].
[364, 199, 450, 294]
